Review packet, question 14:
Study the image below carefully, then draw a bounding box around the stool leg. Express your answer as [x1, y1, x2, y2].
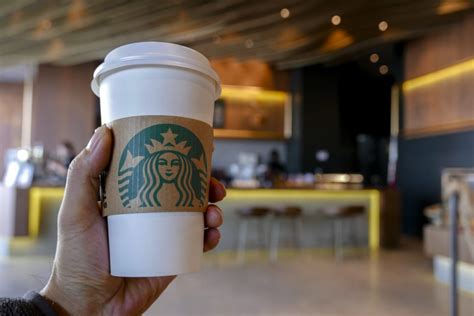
[362, 214, 368, 249]
[237, 219, 248, 264]
[356, 215, 363, 248]
[291, 218, 297, 248]
[270, 217, 280, 262]
[291, 217, 303, 249]
[353, 216, 363, 254]
[259, 218, 267, 249]
[334, 218, 344, 261]
[265, 216, 271, 247]
[349, 217, 357, 248]
[296, 217, 303, 248]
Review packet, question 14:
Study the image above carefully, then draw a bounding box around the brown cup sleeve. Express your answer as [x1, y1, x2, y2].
[102, 115, 213, 216]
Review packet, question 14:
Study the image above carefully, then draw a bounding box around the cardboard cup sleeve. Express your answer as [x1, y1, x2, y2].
[103, 115, 213, 216]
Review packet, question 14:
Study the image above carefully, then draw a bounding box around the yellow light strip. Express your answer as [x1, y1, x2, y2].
[26, 187, 381, 249]
[224, 189, 380, 249]
[214, 129, 285, 140]
[29, 187, 64, 238]
[226, 188, 378, 199]
[220, 85, 289, 103]
[403, 58, 474, 92]
[369, 191, 380, 250]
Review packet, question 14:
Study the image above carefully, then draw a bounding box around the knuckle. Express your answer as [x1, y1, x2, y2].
[67, 152, 88, 177]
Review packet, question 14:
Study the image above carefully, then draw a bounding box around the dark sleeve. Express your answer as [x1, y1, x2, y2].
[0, 292, 58, 316]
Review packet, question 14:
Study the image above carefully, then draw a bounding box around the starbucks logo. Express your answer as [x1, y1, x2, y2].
[117, 124, 208, 209]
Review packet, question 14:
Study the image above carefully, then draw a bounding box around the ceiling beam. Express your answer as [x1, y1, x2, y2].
[0, 0, 471, 69]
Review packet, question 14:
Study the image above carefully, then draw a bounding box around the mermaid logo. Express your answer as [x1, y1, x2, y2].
[117, 124, 208, 209]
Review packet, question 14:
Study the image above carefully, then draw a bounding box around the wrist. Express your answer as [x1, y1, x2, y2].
[41, 275, 103, 316]
[39, 284, 71, 316]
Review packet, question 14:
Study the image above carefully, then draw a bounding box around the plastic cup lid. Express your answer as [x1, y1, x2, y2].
[91, 42, 221, 99]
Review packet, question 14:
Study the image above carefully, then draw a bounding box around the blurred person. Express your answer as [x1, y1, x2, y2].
[266, 149, 286, 186]
[268, 149, 286, 174]
[0, 126, 225, 315]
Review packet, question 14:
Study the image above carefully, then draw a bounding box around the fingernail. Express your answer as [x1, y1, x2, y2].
[214, 205, 224, 221]
[87, 126, 105, 152]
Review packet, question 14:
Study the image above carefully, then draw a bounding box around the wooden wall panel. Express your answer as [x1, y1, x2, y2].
[0, 83, 23, 174]
[405, 14, 474, 80]
[31, 62, 98, 154]
[404, 71, 474, 136]
[403, 13, 474, 137]
[210, 58, 289, 90]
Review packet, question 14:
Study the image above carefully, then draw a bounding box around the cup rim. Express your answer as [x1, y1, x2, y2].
[91, 42, 221, 99]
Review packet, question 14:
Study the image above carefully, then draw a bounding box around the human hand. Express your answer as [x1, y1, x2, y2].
[40, 126, 225, 315]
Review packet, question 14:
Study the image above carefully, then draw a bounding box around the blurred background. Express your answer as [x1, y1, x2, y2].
[0, 0, 473, 315]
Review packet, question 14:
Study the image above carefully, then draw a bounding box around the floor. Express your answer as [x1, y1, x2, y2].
[0, 241, 473, 316]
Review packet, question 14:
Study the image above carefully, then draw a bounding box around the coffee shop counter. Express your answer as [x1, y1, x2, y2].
[0, 186, 399, 256]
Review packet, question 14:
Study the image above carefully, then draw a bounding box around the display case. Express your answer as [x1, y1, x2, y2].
[213, 85, 292, 140]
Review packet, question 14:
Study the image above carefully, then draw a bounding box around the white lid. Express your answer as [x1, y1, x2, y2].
[91, 42, 221, 99]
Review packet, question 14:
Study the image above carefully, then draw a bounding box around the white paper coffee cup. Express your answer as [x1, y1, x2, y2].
[91, 42, 220, 277]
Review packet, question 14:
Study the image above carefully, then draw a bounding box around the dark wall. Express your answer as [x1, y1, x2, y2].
[397, 130, 474, 236]
[339, 64, 392, 139]
[398, 14, 474, 237]
[301, 66, 344, 172]
[299, 63, 392, 175]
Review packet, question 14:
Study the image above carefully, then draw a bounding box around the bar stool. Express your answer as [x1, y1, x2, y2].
[323, 206, 365, 260]
[269, 206, 303, 261]
[236, 206, 270, 263]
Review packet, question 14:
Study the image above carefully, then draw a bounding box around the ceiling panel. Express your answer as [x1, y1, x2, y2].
[0, 0, 472, 68]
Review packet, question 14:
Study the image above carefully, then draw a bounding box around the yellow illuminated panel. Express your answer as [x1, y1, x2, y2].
[25, 187, 380, 250]
[369, 191, 380, 249]
[29, 187, 64, 238]
[403, 58, 474, 92]
[225, 189, 381, 250]
[213, 129, 284, 140]
[220, 85, 288, 103]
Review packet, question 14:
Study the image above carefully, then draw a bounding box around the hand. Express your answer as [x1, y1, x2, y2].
[40, 126, 225, 315]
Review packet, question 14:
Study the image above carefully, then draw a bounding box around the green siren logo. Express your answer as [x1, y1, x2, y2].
[118, 124, 208, 209]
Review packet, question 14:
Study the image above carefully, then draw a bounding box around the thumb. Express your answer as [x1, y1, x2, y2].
[60, 125, 113, 223]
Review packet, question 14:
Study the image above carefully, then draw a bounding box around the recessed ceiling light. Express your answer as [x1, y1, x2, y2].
[331, 15, 341, 26]
[245, 39, 254, 48]
[38, 19, 52, 31]
[213, 35, 221, 44]
[370, 53, 380, 63]
[280, 8, 290, 19]
[378, 21, 388, 31]
[379, 64, 389, 74]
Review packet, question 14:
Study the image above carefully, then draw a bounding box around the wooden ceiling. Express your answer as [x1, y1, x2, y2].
[0, 0, 472, 69]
